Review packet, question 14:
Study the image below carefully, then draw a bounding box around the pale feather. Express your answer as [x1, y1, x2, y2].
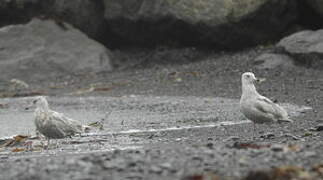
[34, 97, 88, 139]
[240, 72, 292, 124]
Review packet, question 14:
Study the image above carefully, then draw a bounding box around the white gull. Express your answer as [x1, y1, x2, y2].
[33, 96, 89, 146]
[239, 72, 293, 135]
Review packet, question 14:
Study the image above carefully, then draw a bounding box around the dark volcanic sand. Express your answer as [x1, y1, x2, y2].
[0, 46, 322, 180]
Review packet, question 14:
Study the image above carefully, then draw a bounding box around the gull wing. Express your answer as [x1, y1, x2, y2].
[254, 96, 288, 120]
[49, 110, 83, 136]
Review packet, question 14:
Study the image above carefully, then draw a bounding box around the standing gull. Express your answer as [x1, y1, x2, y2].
[239, 72, 292, 136]
[33, 96, 89, 147]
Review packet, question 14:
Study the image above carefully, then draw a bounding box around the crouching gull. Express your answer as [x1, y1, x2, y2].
[239, 72, 293, 136]
[33, 96, 89, 147]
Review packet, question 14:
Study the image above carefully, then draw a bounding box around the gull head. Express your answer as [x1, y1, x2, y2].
[241, 72, 258, 85]
[33, 96, 49, 109]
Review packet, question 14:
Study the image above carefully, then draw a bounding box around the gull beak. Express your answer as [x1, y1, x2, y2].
[25, 106, 33, 111]
[255, 78, 266, 83]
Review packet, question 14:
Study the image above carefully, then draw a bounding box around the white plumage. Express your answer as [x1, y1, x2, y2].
[34, 96, 88, 141]
[239, 72, 292, 134]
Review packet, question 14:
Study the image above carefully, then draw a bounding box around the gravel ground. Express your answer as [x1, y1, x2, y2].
[0, 46, 322, 180]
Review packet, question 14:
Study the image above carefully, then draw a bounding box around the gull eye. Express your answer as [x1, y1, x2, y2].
[246, 75, 250, 78]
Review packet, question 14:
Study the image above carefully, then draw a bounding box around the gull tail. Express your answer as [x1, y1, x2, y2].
[86, 111, 111, 131]
[87, 119, 105, 130]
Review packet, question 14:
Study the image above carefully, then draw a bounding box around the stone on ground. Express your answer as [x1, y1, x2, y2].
[254, 53, 295, 70]
[277, 29, 323, 68]
[0, 18, 113, 81]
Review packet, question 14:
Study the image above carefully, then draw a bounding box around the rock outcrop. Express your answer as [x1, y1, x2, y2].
[103, 0, 297, 48]
[0, 0, 105, 40]
[277, 29, 323, 68]
[0, 18, 113, 81]
[47, 0, 106, 39]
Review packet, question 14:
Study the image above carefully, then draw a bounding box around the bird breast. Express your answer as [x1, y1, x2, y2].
[34, 112, 66, 139]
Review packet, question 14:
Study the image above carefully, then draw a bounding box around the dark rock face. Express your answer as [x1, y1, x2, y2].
[0, 18, 113, 81]
[297, 0, 323, 29]
[277, 30, 323, 68]
[0, 0, 42, 27]
[47, 0, 106, 39]
[306, 0, 323, 17]
[5, 0, 323, 51]
[0, 0, 304, 50]
[0, 0, 105, 40]
[103, 0, 297, 48]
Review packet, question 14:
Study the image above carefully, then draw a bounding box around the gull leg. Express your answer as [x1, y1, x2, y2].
[253, 123, 256, 139]
[55, 139, 60, 149]
[111, 133, 116, 140]
[46, 138, 50, 150]
[224, 125, 228, 136]
[220, 123, 228, 136]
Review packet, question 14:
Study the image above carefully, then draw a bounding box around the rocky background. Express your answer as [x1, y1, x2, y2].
[0, 0, 323, 80]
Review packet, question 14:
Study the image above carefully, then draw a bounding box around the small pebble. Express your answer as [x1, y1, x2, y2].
[315, 123, 323, 131]
[271, 144, 286, 152]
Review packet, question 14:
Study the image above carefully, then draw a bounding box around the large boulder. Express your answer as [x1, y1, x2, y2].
[277, 29, 323, 68]
[0, 18, 113, 81]
[254, 53, 295, 70]
[0, 0, 105, 40]
[103, 0, 297, 48]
